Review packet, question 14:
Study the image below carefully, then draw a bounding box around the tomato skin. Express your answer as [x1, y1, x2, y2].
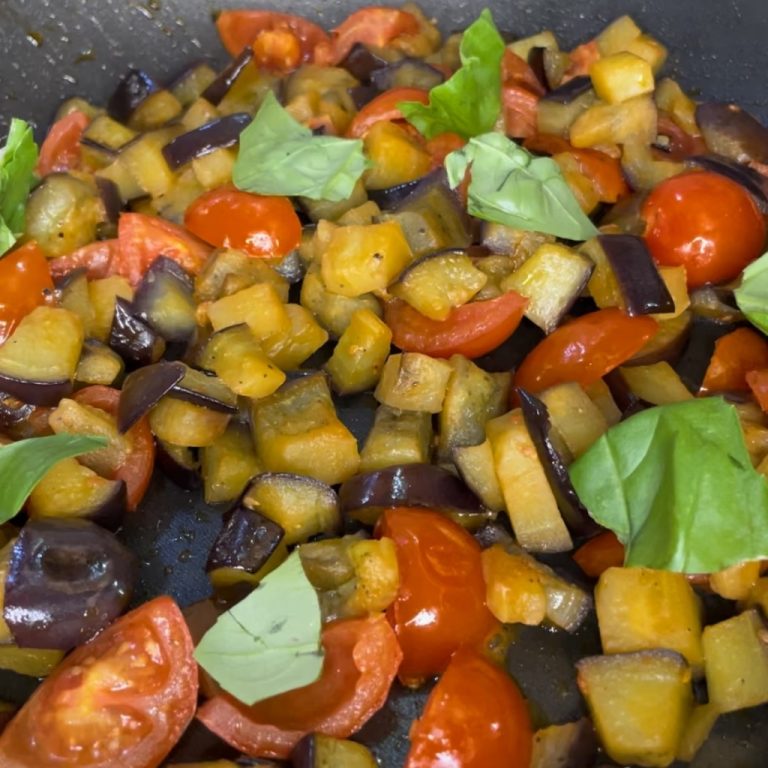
[425, 132, 466, 168]
[747, 369, 768, 412]
[701, 327, 768, 394]
[346, 87, 429, 139]
[405, 647, 533, 768]
[642, 171, 766, 288]
[49, 239, 119, 281]
[0, 242, 54, 345]
[573, 531, 625, 578]
[37, 111, 90, 176]
[74, 386, 155, 511]
[117, 213, 211, 286]
[514, 308, 658, 393]
[0, 596, 197, 768]
[377, 508, 500, 686]
[215, 10, 330, 65]
[385, 291, 528, 359]
[563, 40, 600, 81]
[197, 614, 401, 759]
[184, 187, 301, 259]
[502, 85, 540, 139]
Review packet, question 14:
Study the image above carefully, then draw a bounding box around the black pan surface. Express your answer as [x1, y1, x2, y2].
[1, 2, 768, 766]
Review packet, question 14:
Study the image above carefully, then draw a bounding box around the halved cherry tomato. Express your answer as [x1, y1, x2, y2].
[48, 239, 119, 281]
[36, 110, 90, 176]
[385, 291, 528, 359]
[215, 10, 330, 68]
[406, 647, 533, 768]
[74, 385, 155, 511]
[117, 213, 212, 286]
[425, 132, 466, 168]
[197, 614, 401, 759]
[700, 327, 768, 394]
[747, 369, 768, 412]
[502, 50, 546, 96]
[642, 171, 767, 289]
[0, 242, 54, 345]
[514, 308, 659, 393]
[184, 186, 301, 260]
[524, 133, 629, 203]
[377, 508, 501, 686]
[502, 84, 539, 139]
[0, 597, 197, 768]
[314, 7, 420, 66]
[346, 87, 429, 139]
[573, 531, 625, 579]
[563, 40, 600, 81]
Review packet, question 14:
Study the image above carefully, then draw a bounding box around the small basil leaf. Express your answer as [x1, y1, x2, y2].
[0, 119, 38, 257]
[735, 250, 768, 335]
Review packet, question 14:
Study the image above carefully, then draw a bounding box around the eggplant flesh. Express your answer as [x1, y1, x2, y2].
[3, 518, 136, 650]
[170, 366, 238, 414]
[107, 68, 158, 122]
[109, 297, 166, 367]
[696, 101, 768, 165]
[162, 113, 252, 169]
[370, 59, 445, 92]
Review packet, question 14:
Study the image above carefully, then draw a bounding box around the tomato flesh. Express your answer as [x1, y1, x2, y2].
[701, 327, 768, 394]
[642, 171, 766, 288]
[37, 111, 90, 176]
[346, 87, 429, 139]
[377, 507, 501, 686]
[0, 597, 197, 768]
[406, 647, 533, 768]
[184, 186, 301, 259]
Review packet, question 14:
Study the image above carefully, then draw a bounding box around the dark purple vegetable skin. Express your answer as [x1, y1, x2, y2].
[117, 359, 186, 432]
[527, 47, 549, 92]
[107, 68, 158, 122]
[541, 75, 591, 104]
[0, 373, 72, 408]
[604, 368, 651, 417]
[202, 48, 253, 106]
[0, 394, 35, 430]
[674, 316, 740, 393]
[206, 503, 285, 574]
[95, 176, 123, 224]
[687, 154, 768, 213]
[78, 478, 128, 532]
[162, 113, 251, 169]
[171, 367, 238, 413]
[109, 297, 166, 368]
[517, 389, 602, 539]
[366, 174, 428, 210]
[3, 518, 136, 650]
[696, 101, 768, 164]
[340, 43, 389, 82]
[598, 234, 674, 315]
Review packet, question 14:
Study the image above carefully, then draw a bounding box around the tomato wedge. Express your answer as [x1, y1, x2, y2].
[425, 132, 466, 167]
[502, 84, 539, 139]
[747, 369, 768, 412]
[215, 10, 330, 69]
[48, 239, 120, 281]
[502, 50, 546, 96]
[346, 87, 429, 139]
[0, 597, 197, 768]
[377, 508, 501, 686]
[74, 385, 155, 511]
[514, 308, 659, 393]
[0, 242, 54, 346]
[197, 614, 401, 759]
[116, 213, 211, 286]
[184, 186, 302, 259]
[385, 291, 528, 359]
[314, 7, 421, 66]
[701, 327, 768, 394]
[36, 110, 90, 176]
[573, 531, 625, 578]
[406, 648, 533, 768]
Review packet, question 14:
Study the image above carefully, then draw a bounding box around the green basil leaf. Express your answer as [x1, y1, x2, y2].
[445, 132, 599, 241]
[194, 550, 324, 705]
[735, 250, 768, 335]
[399, 9, 504, 140]
[0, 118, 38, 257]
[0, 433, 108, 523]
[569, 398, 768, 573]
[232, 91, 368, 202]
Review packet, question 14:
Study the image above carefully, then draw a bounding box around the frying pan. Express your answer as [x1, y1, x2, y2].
[1, 1, 767, 765]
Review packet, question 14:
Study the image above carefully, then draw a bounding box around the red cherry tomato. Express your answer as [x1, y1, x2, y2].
[385, 291, 528, 359]
[74, 386, 155, 511]
[197, 614, 401, 759]
[747, 369, 768, 412]
[642, 171, 766, 288]
[117, 213, 211, 286]
[700, 327, 768, 394]
[573, 531, 625, 579]
[48, 239, 120, 281]
[184, 186, 301, 260]
[346, 87, 429, 139]
[377, 507, 501, 686]
[406, 647, 533, 768]
[424, 132, 466, 167]
[0, 242, 54, 346]
[0, 597, 197, 768]
[36, 111, 90, 176]
[502, 85, 540, 139]
[514, 308, 658, 393]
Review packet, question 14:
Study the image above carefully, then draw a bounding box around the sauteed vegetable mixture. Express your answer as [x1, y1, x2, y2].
[2, 4, 768, 767]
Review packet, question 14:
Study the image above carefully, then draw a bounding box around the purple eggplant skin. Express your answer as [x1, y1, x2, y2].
[604, 368, 651, 418]
[109, 297, 166, 368]
[117, 359, 186, 432]
[348, 84, 381, 110]
[366, 174, 428, 210]
[0, 393, 35, 430]
[541, 75, 592, 104]
[3, 518, 137, 650]
[527, 47, 549, 93]
[206, 503, 285, 573]
[340, 43, 390, 82]
[162, 113, 252, 170]
[156, 440, 201, 490]
[598, 234, 674, 316]
[696, 101, 768, 165]
[80, 478, 129, 532]
[517, 389, 602, 539]
[687, 154, 768, 213]
[202, 48, 253, 106]
[107, 68, 158, 122]
[171, 366, 238, 413]
[675, 316, 740, 394]
[132, 256, 197, 344]
[95, 176, 123, 225]
[0, 373, 72, 408]
[369, 59, 445, 92]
